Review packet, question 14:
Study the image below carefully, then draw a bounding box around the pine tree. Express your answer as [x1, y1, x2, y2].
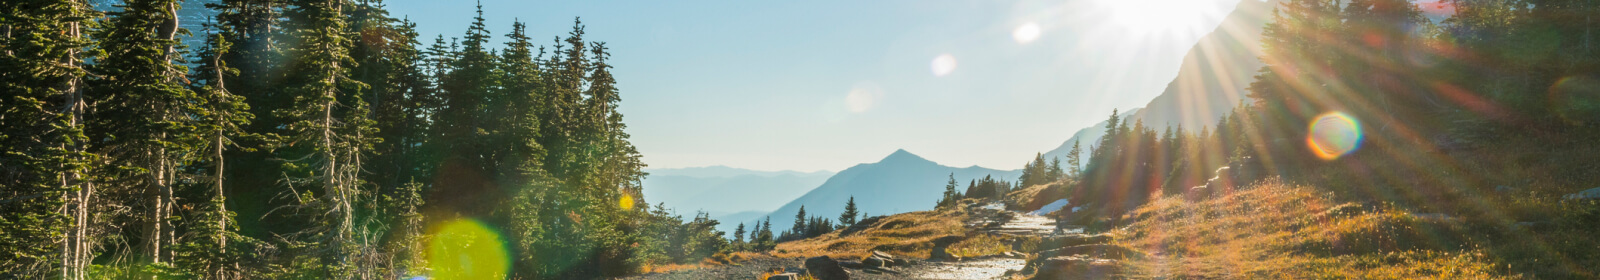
[1048, 157, 1064, 182]
[0, 0, 98, 277]
[86, 0, 202, 266]
[791, 205, 807, 236]
[937, 173, 963, 209]
[1066, 140, 1082, 179]
[839, 196, 859, 226]
[755, 216, 774, 250]
[276, 0, 374, 276]
[731, 222, 747, 251]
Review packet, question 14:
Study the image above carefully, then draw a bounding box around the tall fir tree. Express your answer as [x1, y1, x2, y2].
[839, 196, 859, 226]
[0, 0, 98, 278]
[276, 0, 375, 276]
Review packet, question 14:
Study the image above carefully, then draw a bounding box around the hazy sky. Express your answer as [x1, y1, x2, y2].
[387, 0, 1243, 172]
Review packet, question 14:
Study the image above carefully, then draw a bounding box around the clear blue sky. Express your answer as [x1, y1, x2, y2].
[386, 0, 1243, 172]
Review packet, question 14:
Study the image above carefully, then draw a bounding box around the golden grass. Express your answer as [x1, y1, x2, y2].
[947, 233, 1012, 258]
[1110, 180, 1515, 279]
[773, 209, 968, 259]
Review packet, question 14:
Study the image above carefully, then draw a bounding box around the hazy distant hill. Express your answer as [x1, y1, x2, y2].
[751, 149, 1022, 235]
[647, 165, 832, 179]
[1041, 0, 1277, 167]
[641, 167, 834, 226]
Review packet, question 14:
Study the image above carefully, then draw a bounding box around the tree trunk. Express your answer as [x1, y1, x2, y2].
[61, 12, 88, 280]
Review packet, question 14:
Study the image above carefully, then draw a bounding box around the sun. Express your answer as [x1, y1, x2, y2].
[1095, 0, 1222, 34]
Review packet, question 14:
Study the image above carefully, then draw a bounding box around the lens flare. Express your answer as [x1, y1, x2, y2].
[1306, 112, 1362, 161]
[931, 54, 957, 77]
[1549, 75, 1600, 126]
[620, 193, 635, 210]
[1013, 22, 1041, 44]
[429, 218, 509, 280]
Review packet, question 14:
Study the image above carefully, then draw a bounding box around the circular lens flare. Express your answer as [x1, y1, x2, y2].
[931, 54, 957, 77]
[1306, 112, 1363, 160]
[620, 194, 635, 210]
[429, 218, 510, 280]
[1013, 22, 1041, 44]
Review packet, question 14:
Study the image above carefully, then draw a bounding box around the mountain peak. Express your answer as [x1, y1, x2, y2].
[879, 149, 928, 164]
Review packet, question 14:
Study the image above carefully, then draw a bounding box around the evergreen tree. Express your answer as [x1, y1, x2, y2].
[86, 0, 200, 266]
[791, 205, 807, 236]
[1066, 140, 1082, 179]
[275, 0, 376, 276]
[755, 216, 774, 250]
[839, 196, 859, 226]
[1048, 157, 1064, 182]
[731, 222, 747, 251]
[937, 173, 963, 209]
[0, 0, 98, 277]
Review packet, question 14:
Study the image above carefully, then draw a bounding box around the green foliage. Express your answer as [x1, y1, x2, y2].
[839, 196, 859, 226]
[962, 175, 1012, 201]
[936, 173, 965, 209]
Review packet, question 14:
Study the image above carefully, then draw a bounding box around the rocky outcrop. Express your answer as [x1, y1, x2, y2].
[804, 256, 850, 280]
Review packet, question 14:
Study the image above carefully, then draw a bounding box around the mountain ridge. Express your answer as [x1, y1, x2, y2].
[746, 149, 1021, 236]
[1040, 0, 1278, 166]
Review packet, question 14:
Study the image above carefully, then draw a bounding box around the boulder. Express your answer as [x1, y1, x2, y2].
[1564, 187, 1600, 200]
[891, 258, 909, 266]
[803, 256, 850, 280]
[1032, 256, 1120, 280]
[766, 273, 799, 280]
[837, 260, 864, 269]
[862, 256, 888, 268]
[928, 235, 966, 261]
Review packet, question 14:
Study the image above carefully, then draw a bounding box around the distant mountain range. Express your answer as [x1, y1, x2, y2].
[640, 166, 835, 234]
[748, 149, 1021, 235]
[1042, 0, 1278, 166]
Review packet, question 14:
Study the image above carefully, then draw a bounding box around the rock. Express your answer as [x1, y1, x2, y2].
[870, 250, 895, 260]
[928, 235, 966, 261]
[862, 256, 887, 268]
[766, 273, 799, 280]
[1033, 256, 1120, 280]
[837, 260, 864, 269]
[891, 258, 908, 266]
[1564, 187, 1600, 200]
[803, 256, 850, 280]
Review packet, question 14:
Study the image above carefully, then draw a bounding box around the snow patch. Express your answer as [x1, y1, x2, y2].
[1029, 199, 1070, 216]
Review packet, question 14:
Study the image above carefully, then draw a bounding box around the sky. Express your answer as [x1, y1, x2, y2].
[386, 0, 1244, 172]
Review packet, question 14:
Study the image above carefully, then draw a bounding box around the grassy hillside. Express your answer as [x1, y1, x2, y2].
[772, 210, 968, 259]
[1108, 180, 1511, 278]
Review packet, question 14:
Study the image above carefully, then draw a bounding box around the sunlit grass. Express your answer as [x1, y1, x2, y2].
[1112, 180, 1515, 279]
[773, 208, 969, 259]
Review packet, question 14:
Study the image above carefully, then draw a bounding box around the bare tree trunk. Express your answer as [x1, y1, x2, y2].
[61, 11, 88, 280]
